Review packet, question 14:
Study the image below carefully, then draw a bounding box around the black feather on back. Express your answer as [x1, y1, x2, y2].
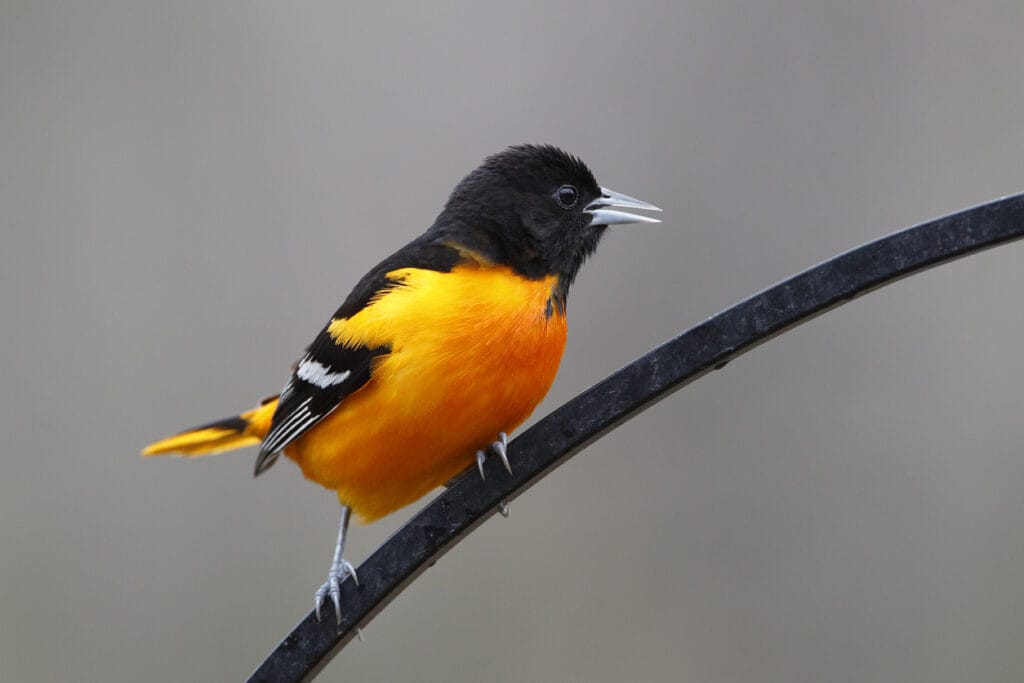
[253, 237, 462, 475]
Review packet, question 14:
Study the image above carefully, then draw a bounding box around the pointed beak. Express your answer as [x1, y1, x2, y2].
[585, 187, 662, 226]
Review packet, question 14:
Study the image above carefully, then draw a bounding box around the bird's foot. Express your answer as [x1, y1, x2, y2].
[314, 558, 359, 624]
[474, 432, 511, 480]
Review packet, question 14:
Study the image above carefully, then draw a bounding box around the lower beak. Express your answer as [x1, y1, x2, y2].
[585, 187, 662, 226]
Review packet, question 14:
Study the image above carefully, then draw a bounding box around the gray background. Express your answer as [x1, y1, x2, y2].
[3, 2, 1024, 681]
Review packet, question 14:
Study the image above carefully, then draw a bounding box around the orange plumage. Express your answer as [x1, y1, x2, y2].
[290, 262, 565, 521]
[144, 261, 566, 522]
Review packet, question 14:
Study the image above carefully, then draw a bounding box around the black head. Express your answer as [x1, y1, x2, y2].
[431, 145, 659, 293]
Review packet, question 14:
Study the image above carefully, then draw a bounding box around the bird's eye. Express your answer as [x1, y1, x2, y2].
[554, 185, 579, 209]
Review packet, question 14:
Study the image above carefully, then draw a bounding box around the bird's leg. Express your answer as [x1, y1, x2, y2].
[314, 505, 359, 624]
[474, 432, 511, 480]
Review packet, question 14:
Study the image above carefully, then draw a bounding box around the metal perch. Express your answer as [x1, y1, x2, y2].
[249, 193, 1024, 682]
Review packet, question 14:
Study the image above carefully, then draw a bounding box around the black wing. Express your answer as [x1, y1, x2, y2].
[253, 234, 463, 475]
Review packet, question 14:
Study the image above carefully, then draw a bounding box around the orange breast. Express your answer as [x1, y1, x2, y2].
[285, 263, 567, 522]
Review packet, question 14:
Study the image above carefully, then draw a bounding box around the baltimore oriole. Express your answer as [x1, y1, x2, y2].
[143, 145, 661, 622]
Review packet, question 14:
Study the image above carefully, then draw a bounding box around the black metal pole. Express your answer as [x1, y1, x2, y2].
[249, 193, 1024, 682]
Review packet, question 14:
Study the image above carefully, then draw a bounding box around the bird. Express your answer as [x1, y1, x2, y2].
[142, 144, 661, 622]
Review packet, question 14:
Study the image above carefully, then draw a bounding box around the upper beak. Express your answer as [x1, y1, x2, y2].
[585, 187, 662, 226]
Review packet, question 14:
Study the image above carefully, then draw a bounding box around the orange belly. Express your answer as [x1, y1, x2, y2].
[284, 263, 567, 522]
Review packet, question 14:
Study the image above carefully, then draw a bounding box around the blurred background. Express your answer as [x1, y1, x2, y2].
[3, 2, 1024, 681]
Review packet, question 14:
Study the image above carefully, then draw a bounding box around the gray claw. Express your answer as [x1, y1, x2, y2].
[475, 450, 487, 480]
[314, 561, 358, 624]
[330, 583, 342, 624]
[497, 499, 510, 517]
[314, 583, 329, 622]
[475, 434, 511, 480]
[342, 560, 359, 586]
[493, 433, 512, 475]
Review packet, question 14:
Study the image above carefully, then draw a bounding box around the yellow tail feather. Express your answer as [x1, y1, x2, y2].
[141, 399, 277, 457]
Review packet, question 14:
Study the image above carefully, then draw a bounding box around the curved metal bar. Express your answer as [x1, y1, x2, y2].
[249, 193, 1024, 682]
